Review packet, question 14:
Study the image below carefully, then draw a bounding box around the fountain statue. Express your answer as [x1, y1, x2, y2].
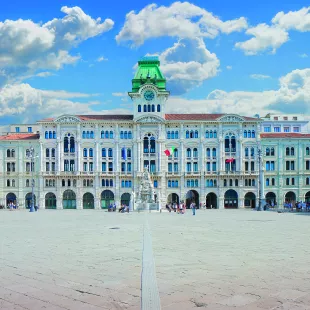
[134, 167, 159, 211]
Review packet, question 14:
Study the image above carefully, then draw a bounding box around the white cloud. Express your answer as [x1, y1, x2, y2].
[165, 68, 310, 116]
[272, 7, 310, 32]
[156, 38, 220, 94]
[112, 92, 127, 97]
[97, 56, 108, 62]
[36, 72, 55, 78]
[226, 65, 232, 70]
[116, 2, 247, 46]
[0, 83, 129, 124]
[299, 53, 308, 58]
[235, 23, 289, 55]
[250, 74, 271, 80]
[0, 6, 114, 86]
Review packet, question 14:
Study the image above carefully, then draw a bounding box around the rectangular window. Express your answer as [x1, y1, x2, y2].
[293, 116, 297, 120]
[15, 127, 20, 133]
[212, 162, 217, 172]
[293, 127, 300, 132]
[206, 162, 211, 172]
[291, 161, 295, 170]
[286, 161, 290, 170]
[168, 163, 172, 172]
[89, 162, 93, 172]
[270, 161, 275, 171]
[127, 162, 132, 172]
[121, 162, 126, 172]
[264, 127, 271, 132]
[284, 127, 290, 132]
[102, 162, 106, 172]
[52, 162, 55, 171]
[186, 162, 191, 172]
[174, 163, 178, 172]
[46, 162, 50, 172]
[108, 162, 113, 172]
[83, 162, 87, 172]
[245, 162, 249, 171]
[284, 117, 288, 120]
[251, 161, 255, 172]
[193, 162, 198, 172]
[274, 127, 280, 132]
[27, 127, 32, 133]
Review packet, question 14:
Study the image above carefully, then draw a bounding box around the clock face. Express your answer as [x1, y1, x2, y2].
[144, 90, 155, 101]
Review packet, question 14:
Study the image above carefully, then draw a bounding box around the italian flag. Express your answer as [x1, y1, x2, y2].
[164, 147, 175, 156]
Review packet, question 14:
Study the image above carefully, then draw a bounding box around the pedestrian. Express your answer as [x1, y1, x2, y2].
[190, 202, 196, 215]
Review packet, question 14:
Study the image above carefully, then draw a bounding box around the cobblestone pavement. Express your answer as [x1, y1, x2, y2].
[1, 209, 310, 310]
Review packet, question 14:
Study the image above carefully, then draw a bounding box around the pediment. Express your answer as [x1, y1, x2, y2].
[54, 115, 81, 124]
[218, 114, 245, 122]
[135, 115, 164, 123]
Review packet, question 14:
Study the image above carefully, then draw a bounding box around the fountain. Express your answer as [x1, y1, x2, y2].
[134, 167, 159, 211]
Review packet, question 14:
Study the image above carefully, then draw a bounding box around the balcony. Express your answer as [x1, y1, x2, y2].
[120, 171, 132, 176]
[60, 171, 78, 175]
[185, 171, 201, 176]
[43, 171, 57, 175]
[100, 171, 115, 176]
[81, 171, 94, 175]
[166, 172, 181, 177]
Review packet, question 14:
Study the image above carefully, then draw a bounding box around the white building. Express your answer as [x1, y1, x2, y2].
[1, 57, 310, 210]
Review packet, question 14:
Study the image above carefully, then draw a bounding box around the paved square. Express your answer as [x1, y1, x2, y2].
[1, 209, 310, 310]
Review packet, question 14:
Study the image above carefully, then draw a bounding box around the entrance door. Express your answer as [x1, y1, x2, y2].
[186, 190, 199, 208]
[244, 192, 256, 208]
[63, 190, 76, 209]
[121, 193, 130, 206]
[224, 190, 238, 208]
[167, 193, 179, 204]
[83, 193, 94, 209]
[206, 193, 217, 209]
[101, 190, 114, 209]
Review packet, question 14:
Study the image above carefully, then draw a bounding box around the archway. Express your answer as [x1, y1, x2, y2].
[63, 190, 76, 209]
[206, 193, 217, 209]
[265, 192, 277, 206]
[101, 190, 114, 209]
[285, 191, 296, 203]
[224, 190, 238, 208]
[186, 190, 199, 208]
[167, 193, 179, 204]
[83, 193, 94, 209]
[244, 192, 256, 208]
[25, 193, 36, 209]
[6, 193, 16, 206]
[45, 193, 56, 209]
[121, 193, 131, 206]
[305, 191, 310, 203]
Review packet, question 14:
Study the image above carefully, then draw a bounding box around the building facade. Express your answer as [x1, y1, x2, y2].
[1, 57, 310, 209]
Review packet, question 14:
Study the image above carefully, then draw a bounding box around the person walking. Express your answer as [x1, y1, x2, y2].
[190, 202, 196, 215]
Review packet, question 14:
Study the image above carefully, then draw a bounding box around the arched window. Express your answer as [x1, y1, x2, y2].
[248, 130, 251, 138]
[190, 130, 194, 138]
[49, 131, 52, 139]
[214, 131, 217, 138]
[252, 179, 255, 186]
[26, 179, 30, 187]
[49, 180, 52, 186]
[210, 131, 213, 138]
[110, 131, 113, 139]
[245, 179, 248, 186]
[89, 148, 93, 157]
[174, 148, 178, 158]
[224, 179, 227, 187]
[90, 131, 94, 139]
[105, 131, 109, 139]
[157, 104, 160, 112]
[206, 131, 209, 138]
[86, 131, 90, 139]
[252, 130, 255, 138]
[128, 131, 132, 139]
[251, 147, 255, 157]
[45, 179, 49, 187]
[306, 147, 310, 156]
[45, 131, 48, 139]
[82, 131, 86, 139]
[271, 147, 275, 156]
[187, 148, 191, 158]
[214, 180, 217, 186]
[138, 105, 141, 112]
[244, 130, 247, 138]
[7, 180, 10, 187]
[266, 148, 270, 156]
[53, 131, 56, 139]
[186, 131, 189, 139]
[245, 147, 249, 157]
[171, 131, 175, 139]
[70, 137, 75, 153]
[168, 180, 171, 187]
[120, 131, 124, 139]
[272, 178, 275, 186]
[212, 148, 216, 157]
[108, 148, 113, 157]
[148, 104, 151, 112]
[206, 148, 211, 157]
[11, 149, 15, 157]
[292, 178, 295, 185]
[193, 148, 198, 158]
[7, 149, 10, 157]
[167, 131, 171, 139]
[102, 148, 106, 157]
[124, 131, 128, 139]
[286, 147, 290, 156]
[46, 148, 50, 158]
[229, 179, 233, 186]
[175, 180, 179, 187]
[62, 179, 65, 187]
[110, 179, 113, 187]
[266, 178, 270, 186]
[151, 104, 155, 112]
[51, 148, 55, 157]
[235, 179, 238, 186]
[194, 130, 199, 138]
[194, 179, 198, 187]
[127, 148, 132, 158]
[307, 178, 310, 185]
[64, 137, 69, 153]
[175, 131, 179, 139]
[144, 105, 147, 112]
[291, 147, 295, 156]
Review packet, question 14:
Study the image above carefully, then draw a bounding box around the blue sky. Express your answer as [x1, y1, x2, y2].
[0, 0, 309, 125]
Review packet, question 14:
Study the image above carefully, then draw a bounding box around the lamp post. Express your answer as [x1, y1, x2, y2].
[257, 147, 262, 211]
[26, 146, 38, 212]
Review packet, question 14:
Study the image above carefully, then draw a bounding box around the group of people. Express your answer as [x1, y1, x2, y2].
[8, 202, 19, 210]
[108, 203, 130, 213]
[283, 201, 310, 212]
[165, 201, 197, 215]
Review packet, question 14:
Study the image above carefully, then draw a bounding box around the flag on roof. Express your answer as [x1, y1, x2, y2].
[225, 158, 235, 163]
[164, 147, 175, 156]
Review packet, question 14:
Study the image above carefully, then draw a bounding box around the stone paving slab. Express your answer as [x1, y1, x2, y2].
[1, 209, 310, 309]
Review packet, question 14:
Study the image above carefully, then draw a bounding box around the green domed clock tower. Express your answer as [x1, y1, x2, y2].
[128, 56, 170, 121]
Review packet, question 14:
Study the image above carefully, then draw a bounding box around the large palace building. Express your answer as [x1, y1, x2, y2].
[1, 57, 310, 210]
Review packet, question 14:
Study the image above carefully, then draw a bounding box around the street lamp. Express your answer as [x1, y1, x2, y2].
[26, 146, 38, 212]
[257, 147, 262, 211]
